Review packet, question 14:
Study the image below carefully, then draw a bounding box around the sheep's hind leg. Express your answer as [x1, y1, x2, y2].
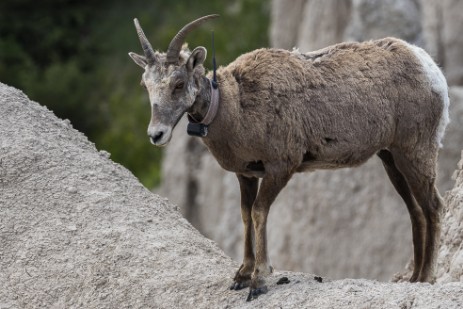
[391, 149, 443, 283]
[230, 175, 258, 290]
[377, 149, 425, 282]
[247, 169, 291, 301]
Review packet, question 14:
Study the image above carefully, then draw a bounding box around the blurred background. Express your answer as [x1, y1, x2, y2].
[0, 0, 269, 188]
[2, 0, 462, 281]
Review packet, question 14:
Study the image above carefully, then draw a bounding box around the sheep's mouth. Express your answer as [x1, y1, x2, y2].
[150, 111, 185, 147]
[172, 111, 185, 131]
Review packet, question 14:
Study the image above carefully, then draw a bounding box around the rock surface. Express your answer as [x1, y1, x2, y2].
[270, 0, 306, 49]
[0, 82, 226, 308]
[270, 0, 422, 52]
[437, 151, 463, 283]
[345, 0, 422, 44]
[2, 82, 463, 308]
[420, 0, 463, 86]
[297, 0, 352, 52]
[439, 87, 463, 192]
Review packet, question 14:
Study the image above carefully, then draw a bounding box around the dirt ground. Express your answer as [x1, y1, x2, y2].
[2, 82, 463, 308]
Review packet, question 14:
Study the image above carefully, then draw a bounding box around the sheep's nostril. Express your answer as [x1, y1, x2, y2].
[150, 131, 164, 144]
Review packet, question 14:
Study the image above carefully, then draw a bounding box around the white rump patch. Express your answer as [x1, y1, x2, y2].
[410, 45, 450, 148]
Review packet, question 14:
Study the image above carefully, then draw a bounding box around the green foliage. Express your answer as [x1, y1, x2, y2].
[0, 0, 269, 188]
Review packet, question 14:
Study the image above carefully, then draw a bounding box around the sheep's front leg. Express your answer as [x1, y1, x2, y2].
[230, 175, 258, 290]
[247, 170, 291, 301]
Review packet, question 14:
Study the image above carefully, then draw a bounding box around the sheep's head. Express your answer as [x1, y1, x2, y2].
[128, 15, 218, 146]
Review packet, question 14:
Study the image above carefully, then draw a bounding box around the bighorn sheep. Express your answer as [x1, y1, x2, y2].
[128, 15, 449, 300]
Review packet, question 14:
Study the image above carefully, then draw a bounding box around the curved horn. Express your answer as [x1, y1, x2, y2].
[166, 14, 219, 65]
[134, 18, 156, 65]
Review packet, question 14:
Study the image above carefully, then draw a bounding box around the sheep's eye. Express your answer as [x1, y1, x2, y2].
[172, 82, 184, 94]
[140, 80, 147, 89]
[175, 82, 184, 90]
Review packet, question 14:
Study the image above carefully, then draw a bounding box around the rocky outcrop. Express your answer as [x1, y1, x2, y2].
[439, 87, 463, 192]
[420, 0, 463, 85]
[270, 0, 352, 51]
[270, 0, 306, 49]
[438, 151, 463, 282]
[296, 0, 352, 51]
[2, 82, 463, 307]
[270, 0, 422, 52]
[0, 82, 227, 308]
[345, 0, 422, 44]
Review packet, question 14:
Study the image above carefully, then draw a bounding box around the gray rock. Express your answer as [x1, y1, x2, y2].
[438, 151, 463, 282]
[297, 0, 352, 52]
[270, 0, 352, 52]
[421, 0, 463, 86]
[438, 87, 463, 192]
[271, 0, 423, 53]
[346, 0, 422, 44]
[270, 0, 306, 49]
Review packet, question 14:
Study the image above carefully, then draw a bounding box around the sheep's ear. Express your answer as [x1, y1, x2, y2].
[129, 52, 147, 68]
[187, 47, 207, 72]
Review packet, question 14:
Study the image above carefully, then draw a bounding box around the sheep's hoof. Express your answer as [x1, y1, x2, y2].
[230, 265, 252, 290]
[246, 285, 268, 302]
[229, 280, 250, 290]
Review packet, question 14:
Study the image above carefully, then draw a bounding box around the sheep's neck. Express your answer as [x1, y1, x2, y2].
[188, 76, 212, 123]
